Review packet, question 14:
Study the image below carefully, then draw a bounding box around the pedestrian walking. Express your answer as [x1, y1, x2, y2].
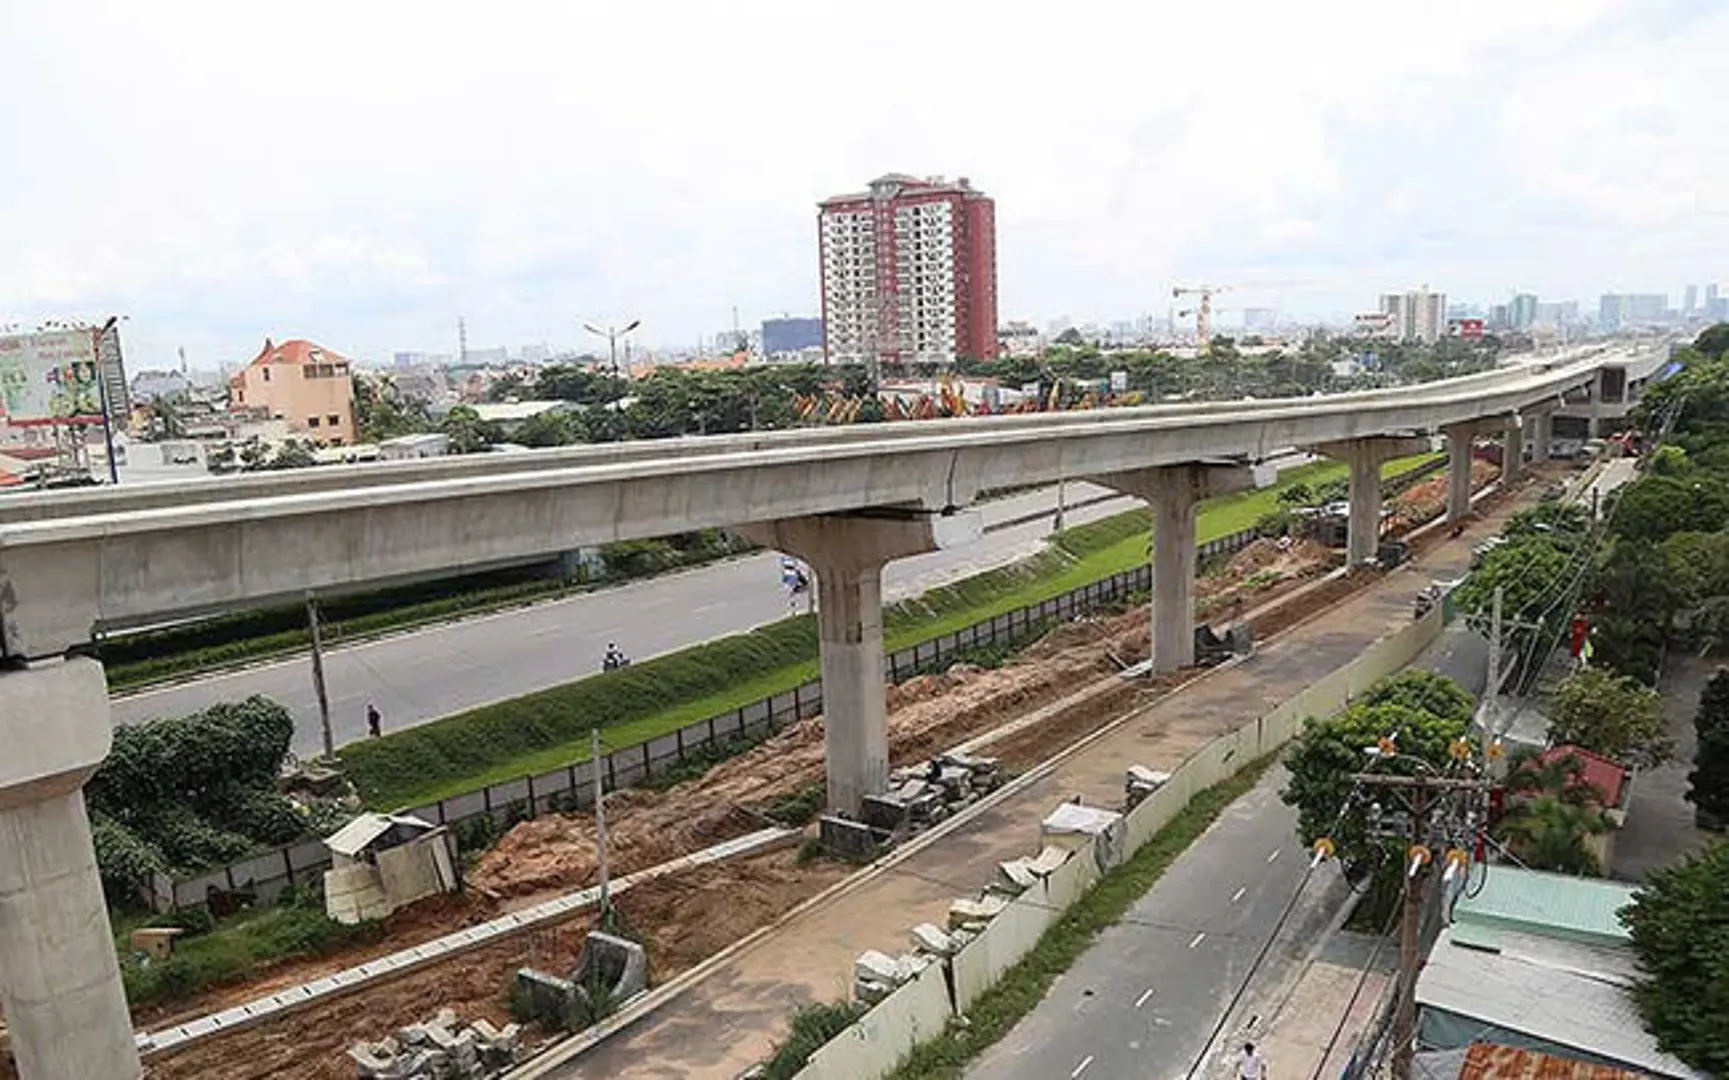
[1238, 1042, 1267, 1080]
[366, 703, 382, 739]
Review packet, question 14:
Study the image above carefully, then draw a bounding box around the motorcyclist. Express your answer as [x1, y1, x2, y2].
[603, 642, 629, 671]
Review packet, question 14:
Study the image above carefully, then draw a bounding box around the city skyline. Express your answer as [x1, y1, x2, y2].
[3, 0, 1728, 370]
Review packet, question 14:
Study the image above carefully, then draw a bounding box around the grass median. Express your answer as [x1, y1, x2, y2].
[340, 455, 1437, 810]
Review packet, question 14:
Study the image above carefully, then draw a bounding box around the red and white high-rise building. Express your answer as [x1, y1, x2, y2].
[818, 173, 998, 371]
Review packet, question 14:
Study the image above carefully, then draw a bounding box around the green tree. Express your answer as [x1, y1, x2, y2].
[1547, 667, 1671, 767]
[1619, 839, 1729, 1076]
[440, 405, 502, 454]
[1359, 668, 1476, 725]
[1283, 681, 1472, 875]
[266, 439, 318, 470]
[1611, 474, 1729, 544]
[1689, 669, 1729, 830]
[514, 410, 575, 448]
[1694, 322, 1729, 360]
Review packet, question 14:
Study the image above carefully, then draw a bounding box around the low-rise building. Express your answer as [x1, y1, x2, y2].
[228, 338, 358, 447]
[1416, 865, 1707, 1078]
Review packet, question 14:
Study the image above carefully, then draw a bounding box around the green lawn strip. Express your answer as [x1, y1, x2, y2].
[881, 754, 1277, 1080]
[118, 899, 381, 1011]
[344, 455, 1437, 810]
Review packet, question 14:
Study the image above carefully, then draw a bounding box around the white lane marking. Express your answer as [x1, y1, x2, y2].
[1135, 987, 1155, 1009]
[1267, 848, 1282, 863]
[1072, 1054, 1095, 1078]
[1189, 932, 1207, 949]
[1231, 886, 1247, 903]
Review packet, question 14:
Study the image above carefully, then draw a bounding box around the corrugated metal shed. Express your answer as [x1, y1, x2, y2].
[1416, 926, 1708, 1079]
[1459, 1041, 1644, 1079]
[1452, 866, 1635, 948]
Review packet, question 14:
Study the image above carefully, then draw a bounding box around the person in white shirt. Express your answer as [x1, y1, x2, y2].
[1238, 1042, 1267, 1080]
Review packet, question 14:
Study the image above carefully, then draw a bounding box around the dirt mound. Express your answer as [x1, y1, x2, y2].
[1391, 460, 1500, 529]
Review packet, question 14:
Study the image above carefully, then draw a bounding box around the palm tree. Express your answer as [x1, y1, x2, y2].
[1495, 749, 1613, 875]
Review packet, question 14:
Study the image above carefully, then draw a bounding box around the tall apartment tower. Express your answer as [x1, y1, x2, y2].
[818, 173, 998, 373]
[1378, 286, 1448, 343]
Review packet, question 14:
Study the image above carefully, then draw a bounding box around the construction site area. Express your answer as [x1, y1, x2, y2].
[1, 459, 1523, 1080]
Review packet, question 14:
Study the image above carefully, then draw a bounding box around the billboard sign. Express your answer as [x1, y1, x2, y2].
[0, 329, 103, 426]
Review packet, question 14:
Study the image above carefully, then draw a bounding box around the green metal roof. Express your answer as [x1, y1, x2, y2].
[1453, 865, 1637, 947]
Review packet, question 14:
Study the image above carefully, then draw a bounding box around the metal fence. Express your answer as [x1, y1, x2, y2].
[141, 458, 1446, 911]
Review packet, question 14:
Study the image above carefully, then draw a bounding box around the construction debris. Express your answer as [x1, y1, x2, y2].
[1041, 801, 1126, 870]
[514, 931, 648, 1033]
[347, 1008, 520, 1079]
[1124, 765, 1172, 812]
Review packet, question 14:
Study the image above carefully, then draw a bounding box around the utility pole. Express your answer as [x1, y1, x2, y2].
[583, 320, 641, 443]
[1352, 770, 1493, 1079]
[307, 593, 334, 761]
[1483, 586, 1503, 733]
[591, 729, 612, 926]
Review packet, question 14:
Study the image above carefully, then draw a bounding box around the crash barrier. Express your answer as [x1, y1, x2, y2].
[135, 826, 798, 1059]
[786, 603, 1448, 1080]
[136, 458, 1446, 912]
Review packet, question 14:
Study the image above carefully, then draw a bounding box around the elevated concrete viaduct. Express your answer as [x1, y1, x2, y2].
[0, 349, 1617, 1077]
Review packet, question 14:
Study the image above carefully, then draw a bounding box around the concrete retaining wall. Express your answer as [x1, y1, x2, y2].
[789, 603, 1447, 1080]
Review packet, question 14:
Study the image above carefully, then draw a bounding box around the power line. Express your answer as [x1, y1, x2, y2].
[1307, 880, 1405, 1080]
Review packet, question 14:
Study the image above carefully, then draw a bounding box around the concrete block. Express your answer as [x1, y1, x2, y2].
[996, 860, 1038, 894]
[855, 949, 900, 984]
[910, 922, 956, 957]
[572, 931, 648, 1017]
[819, 814, 880, 859]
[948, 895, 1009, 930]
[1027, 845, 1070, 877]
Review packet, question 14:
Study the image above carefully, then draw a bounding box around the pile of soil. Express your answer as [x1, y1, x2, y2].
[1389, 461, 1500, 530]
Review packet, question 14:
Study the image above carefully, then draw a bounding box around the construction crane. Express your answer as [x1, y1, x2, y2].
[1172, 284, 1230, 348]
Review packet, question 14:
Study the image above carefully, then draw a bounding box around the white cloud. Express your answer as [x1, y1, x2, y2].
[0, 0, 1724, 365]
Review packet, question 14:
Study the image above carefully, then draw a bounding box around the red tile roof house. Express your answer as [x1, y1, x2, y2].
[1528, 744, 1633, 869]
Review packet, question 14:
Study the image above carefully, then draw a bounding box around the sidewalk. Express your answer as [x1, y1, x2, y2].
[1254, 940, 1394, 1080]
[550, 485, 1545, 1080]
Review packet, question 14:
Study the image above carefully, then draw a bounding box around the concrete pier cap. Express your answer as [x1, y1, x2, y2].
[1312, 435, 1432, 568]
[0, 657, 143, 1080]
[1094, 461, 1258, 675]
[738, 507, 983, 816]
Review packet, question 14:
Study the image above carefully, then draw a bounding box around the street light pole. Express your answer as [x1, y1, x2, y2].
[583, 319, 641, 442]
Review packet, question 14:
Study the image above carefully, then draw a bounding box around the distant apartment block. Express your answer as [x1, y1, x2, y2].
[1509, 293, 1538, 330]
[761, 317, 824, 356]
[998, 320, 1042, 358]
[818, 173, 998, 369]
[1598, 293, 1669, 330]
[228, 338, 358, 446]
[1378, 286, 1448, 343]
[1709, 284, 1726, 320]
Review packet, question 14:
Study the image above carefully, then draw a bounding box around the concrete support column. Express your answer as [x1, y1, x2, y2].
[1314, 437, 1430, 568]
[1531, 411, 1552, 463]
[739, 510, 981, 816]
[1444, 425, 1478, 524]
[1504, 419, 1525, 484]
[1097, 463, 1257, 674]
[0, 658, 142, 1080]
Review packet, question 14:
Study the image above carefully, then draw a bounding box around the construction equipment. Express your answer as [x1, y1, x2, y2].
[1172, 283, 1230, 347]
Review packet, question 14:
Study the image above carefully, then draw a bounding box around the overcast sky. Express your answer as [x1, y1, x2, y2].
[2, 0, 1725, 368]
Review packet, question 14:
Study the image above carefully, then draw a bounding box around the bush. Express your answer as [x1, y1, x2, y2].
[87, 697, 311, 890]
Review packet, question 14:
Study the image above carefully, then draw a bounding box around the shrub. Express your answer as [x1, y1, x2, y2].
[763, 1001, 867, 1080]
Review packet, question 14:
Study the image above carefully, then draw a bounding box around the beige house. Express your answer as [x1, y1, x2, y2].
[229, 338, 358, 446]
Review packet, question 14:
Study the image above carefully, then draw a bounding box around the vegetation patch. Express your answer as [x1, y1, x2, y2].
[119, 893, 381, 1010]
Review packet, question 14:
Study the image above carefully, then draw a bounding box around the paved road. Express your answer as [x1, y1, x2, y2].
[966, 766, 1331, 1080]
[964, 614, 1492, 1080]
[110, 481, 1138, 757]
